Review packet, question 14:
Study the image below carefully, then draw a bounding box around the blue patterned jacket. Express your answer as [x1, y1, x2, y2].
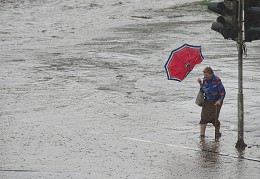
[200, 75, 226, 101]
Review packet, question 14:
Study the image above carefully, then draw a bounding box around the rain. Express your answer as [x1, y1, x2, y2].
[1, 0, 260, 178]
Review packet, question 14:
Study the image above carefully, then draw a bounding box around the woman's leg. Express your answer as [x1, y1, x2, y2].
[200, 124, 207, 136]
[214, 122, 221, 137]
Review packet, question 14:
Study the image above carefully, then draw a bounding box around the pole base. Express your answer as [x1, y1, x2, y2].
[235, 140, 247, 149]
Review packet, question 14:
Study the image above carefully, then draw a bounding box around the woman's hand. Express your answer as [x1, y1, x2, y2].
[197, 78, 202, 86]
[215, 100, 222, 106]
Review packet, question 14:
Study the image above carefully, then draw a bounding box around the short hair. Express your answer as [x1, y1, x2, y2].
[203, 66, 214, 75]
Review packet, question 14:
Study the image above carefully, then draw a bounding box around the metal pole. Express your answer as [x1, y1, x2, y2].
[236, 0, 247, 149]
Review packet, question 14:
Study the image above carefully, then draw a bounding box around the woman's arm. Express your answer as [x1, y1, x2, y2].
[215, 77, 226, 105]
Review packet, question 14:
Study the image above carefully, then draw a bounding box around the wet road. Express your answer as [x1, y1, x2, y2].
[1, 0, 260, 178]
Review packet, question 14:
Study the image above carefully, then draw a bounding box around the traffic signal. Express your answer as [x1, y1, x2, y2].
[244, 0, 260, 42]
[208, 0, 238, 41]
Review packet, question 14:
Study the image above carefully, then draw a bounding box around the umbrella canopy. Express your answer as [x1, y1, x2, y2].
[164, 44, 204, 82]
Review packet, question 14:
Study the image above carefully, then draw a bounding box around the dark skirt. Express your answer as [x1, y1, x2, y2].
[200, 100, 222, 127]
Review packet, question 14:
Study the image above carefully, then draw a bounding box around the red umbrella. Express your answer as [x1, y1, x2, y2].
[164, 44, 204, 82]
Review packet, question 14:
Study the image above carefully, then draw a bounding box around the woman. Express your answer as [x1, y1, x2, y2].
[197, 67, 226, 138]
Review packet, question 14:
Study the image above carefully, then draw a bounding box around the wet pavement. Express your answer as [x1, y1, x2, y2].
[1, 0, 260, 178]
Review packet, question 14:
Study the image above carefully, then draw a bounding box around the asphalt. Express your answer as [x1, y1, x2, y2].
[1, 0, 260, 178]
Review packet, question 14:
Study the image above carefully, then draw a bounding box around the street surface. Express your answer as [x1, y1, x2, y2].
[1, 0, 260, 178]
